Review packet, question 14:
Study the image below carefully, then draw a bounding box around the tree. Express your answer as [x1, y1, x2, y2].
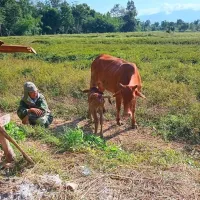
[178, 22, 189, 32]
[0, 0, 9, 7]
[144, 20, 151, 31]
[161, 20, 169, 31]
[0, 9, 5, 36]
[2, 0, 22, 35]
[13, 15, 42, 35]
[60, 1, 74, 33]
[126, 0, 137, 15]
[151, 22, 160, 31]
[49, 0, 61, 8]
[83, 15, 115, 33]
[176, 19, 184, 26]
[41, 8, 60, 34]
[120, 1, 137, 32]
[189, 22, 195, 31]
[121, 12, 137, 32]
[17, 0, 33, 18]
[110, 4, 125, 17]
[194, 20, 200, 31]
[72, 3, 91, 33]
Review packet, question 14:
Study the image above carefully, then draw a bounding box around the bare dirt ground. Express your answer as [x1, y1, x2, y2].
[0, 112, 199, 200]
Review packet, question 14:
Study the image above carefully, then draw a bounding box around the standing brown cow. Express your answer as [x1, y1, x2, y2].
[90, 54, 145, 128]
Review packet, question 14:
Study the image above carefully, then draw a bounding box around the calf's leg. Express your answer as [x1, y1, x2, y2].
[87, 107, 92, 121]
[99, 109, 103, 138]
[91, 109, 98, 135]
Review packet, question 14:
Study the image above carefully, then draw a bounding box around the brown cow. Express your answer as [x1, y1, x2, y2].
[83, 87, 111, 138]
[90, 54, 145, 128]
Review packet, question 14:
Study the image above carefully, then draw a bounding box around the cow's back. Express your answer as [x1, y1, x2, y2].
[90, 54, 142, 93]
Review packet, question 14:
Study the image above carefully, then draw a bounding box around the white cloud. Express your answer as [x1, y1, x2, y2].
[138, 3, 200, 16]
[138, 8, 161, 16]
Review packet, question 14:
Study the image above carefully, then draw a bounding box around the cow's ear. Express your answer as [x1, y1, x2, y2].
[130, 85, 137, 92]
[82, 89, 90, 93]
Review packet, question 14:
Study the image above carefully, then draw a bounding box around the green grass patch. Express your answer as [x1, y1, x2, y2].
[1, 32, 200, 143]
[2, 122, 200, 174]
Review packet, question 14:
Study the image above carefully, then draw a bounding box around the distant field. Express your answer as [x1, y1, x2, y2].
[1, 32, 200, 142]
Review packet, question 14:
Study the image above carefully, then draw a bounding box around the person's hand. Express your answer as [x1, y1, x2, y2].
[28, 108, 44, 117]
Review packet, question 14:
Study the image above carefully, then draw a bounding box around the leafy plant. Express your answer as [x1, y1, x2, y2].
[84, 133, 106, 149]
[4, 122, 26, 142]
[62, 128, 84, 151]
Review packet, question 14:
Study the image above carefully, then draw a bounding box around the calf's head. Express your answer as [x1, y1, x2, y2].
[82, 87, 112, 104]
[113, 83, 145, 118]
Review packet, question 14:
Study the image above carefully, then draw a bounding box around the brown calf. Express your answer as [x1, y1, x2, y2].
[83, 87, 111, 138]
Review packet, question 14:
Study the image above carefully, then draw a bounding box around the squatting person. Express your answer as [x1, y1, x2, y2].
[17, 82, 53, 128]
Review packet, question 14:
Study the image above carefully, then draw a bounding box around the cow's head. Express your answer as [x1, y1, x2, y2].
[113, 83, 145, 118]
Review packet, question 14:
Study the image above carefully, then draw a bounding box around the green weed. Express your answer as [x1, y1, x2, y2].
[5, 122, 26, 142]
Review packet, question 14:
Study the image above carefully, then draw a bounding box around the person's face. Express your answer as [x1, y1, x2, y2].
[28, 91, 38, 99]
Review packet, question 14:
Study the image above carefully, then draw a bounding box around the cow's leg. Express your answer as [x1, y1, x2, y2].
[99, 109, 103, 138]
[0, 133, 15, 162]
[91, 109, 98, 135]
[90, 71, 98, 88]
[116, 96, 122, 126]
[131, 99, 138, 129]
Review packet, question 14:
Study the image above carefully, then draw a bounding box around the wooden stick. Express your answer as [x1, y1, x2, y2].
[0, 126, 34, 164]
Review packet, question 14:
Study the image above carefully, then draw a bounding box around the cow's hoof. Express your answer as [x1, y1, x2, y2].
[132, 124, 138, 129]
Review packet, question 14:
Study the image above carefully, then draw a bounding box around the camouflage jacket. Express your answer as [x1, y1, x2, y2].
[17, 93, 50, 119]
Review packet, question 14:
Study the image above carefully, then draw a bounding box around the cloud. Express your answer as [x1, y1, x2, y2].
[138, 3, 200, 16]
[138, 8, 161, 16]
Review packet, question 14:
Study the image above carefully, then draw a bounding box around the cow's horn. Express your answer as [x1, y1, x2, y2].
[113, 90, 121, 97]
[136, 91, 146, 99]
[119, 83, 125, 88]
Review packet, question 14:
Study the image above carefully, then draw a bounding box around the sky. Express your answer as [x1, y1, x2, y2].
[67, 0, 200, 16]
[34, 0, 200, 17]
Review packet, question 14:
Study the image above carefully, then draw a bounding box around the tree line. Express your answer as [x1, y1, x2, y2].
[0, 0, 200, 36]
